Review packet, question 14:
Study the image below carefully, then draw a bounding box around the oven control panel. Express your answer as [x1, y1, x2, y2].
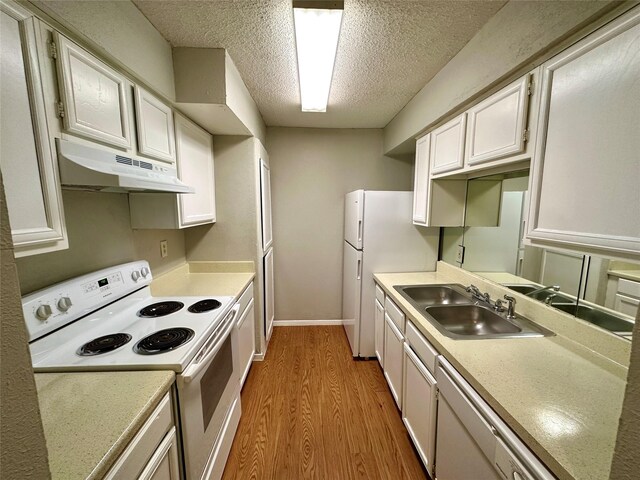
[22, 261, 152, 342]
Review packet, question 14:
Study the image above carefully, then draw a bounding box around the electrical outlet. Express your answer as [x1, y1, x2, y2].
[160, 240, 168, 258]
[456, 244, 465, 264]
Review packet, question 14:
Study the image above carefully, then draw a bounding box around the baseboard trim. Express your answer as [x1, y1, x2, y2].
[273, 319, 344, 327]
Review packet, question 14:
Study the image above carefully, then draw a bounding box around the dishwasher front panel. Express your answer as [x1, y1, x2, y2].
[435, 392, 502, 480]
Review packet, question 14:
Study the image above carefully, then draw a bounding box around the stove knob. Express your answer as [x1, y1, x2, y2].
[57, 296, 73, 312]
[140, 267, 150, 278]
[35, 304, 53, 321]
[131, 271, 141, 282]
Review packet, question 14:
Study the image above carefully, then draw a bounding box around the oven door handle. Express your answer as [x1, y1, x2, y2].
[181, 304, 239, 383]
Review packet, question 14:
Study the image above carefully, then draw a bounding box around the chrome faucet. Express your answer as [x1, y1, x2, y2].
[503, 295, 517, 319]
[526, 285, 560, 297]
[466, 285, 498, 309]
[544, 293, 557, 306]
[466, 284, 482, 298]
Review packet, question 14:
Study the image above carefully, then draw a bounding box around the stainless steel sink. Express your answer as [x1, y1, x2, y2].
[425, 305, 522, 336]
[504, 284, 538, 295]
[553, 304, 634, 333]
[395, 284, 470, 306]
[393, 284, 554, 340]
[502, 284, 574, 304]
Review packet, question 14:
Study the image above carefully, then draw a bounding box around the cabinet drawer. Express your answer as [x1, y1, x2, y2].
[237, 282, 255, 318]
[614, 294, 640, 318]
[385, 296, 405, 332]
[405, 321, 439, 375]
[375, 283, 385, 304]
[617, 278, 640, 298]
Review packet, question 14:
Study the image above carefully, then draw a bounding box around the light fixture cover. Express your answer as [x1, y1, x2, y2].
[293, 4, 343, 112]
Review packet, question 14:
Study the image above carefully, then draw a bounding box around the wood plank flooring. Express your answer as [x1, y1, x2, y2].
[222, 326, 428, 480]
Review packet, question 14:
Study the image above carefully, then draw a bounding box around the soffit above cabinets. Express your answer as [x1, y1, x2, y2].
[132, 0, 507, 129]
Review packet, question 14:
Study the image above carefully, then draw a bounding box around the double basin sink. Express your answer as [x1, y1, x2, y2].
[503, 284, 634, 335]
[394, 284, 554, 340]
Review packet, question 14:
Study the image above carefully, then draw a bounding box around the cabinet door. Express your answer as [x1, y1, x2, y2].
[466, 75, 530, 166]
[402, 343, 437, 476]
[260, 159, 273, 251]
[237, 300, 255, 386]
[383, 313, 403, 409]
[139, 428, 181, 480]
[175, 113, 216, 227]
[374, 299, 385, 367]
[53, 32, 131, 149]
[430, 114, 466, 175]
[527, 9, 640, 256]
[0, 6, 67, 256]
[134, 85, 175, 163]
[264, 247, 275, 342]
[412, 134, 431, 226]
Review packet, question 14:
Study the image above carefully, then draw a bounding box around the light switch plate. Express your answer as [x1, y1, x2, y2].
[456, 244, 465, 264]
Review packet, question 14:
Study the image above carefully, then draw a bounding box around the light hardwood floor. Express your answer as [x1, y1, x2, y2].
[222, 326, 428, 480]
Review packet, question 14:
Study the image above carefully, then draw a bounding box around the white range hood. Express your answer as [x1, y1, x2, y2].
[56, 139, 195, 193]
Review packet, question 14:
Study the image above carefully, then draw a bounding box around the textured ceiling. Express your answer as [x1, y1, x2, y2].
[133, 0, 507, 128]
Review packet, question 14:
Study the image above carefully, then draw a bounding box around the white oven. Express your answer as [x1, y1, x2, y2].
[23, 261, 243, 480]
[177, 304, 240, 480]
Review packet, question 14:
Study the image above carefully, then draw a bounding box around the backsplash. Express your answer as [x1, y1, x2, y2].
[16, 190, 186, 294]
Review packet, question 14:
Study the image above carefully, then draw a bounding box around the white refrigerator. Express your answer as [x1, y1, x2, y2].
[342, 190, 437, 358]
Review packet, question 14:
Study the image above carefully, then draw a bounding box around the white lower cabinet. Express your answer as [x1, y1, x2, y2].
[138, 427, 181, 480]
[374, 298, 385, 366]
[105, 393, 180, 480]
[402, 342, 437, 476]
[383, 312, 404, 409]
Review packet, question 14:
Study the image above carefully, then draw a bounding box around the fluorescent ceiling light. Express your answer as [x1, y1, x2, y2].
[293, 2, 343, 112]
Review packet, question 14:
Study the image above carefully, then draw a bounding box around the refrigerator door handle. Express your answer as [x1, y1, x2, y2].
[357, 258, 362, 280]
[357, 219, 363, 244]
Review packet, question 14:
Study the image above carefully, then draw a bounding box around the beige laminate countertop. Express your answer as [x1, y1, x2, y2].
[374, 271, 627, 480]
[35, 371, 175, 480]
[151, 262, 255, 298]
[607, 268, 640, 283]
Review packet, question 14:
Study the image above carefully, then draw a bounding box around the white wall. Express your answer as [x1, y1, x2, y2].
[30, 0, 175, 100]
[266, 127, 414, 320]
[16, 191, 186, 294]
[383, 0, 620, 155]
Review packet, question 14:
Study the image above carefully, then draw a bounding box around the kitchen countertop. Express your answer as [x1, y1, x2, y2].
[607, 268, 640, 283]
[151, 261, 255, 298]
[35, 370, 175, 480]
[374, 270, 628, 480]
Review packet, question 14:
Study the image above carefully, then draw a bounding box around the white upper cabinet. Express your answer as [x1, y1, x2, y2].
[0, 3, 67, 257]
[52, 31, 132, 149]
[260, 159, 273, 252]
[175, 113, 215, 226]
[412, 134, 430, 226]
[527, 7, 640, 257]
[466, 75, 530, 166]
[134, 85, 176, 163]
[430, 113, 466, 175]
[129, 113, 215, 229]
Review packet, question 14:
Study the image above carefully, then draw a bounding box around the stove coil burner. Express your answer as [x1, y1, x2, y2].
[134, 328, 195, 355]
[137, 301, 184, 318]
[188, 299, 222, 313]
[78, 333, 132, 356]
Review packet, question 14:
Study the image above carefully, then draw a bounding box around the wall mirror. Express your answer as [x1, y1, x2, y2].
[441, 169, 638, 340]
